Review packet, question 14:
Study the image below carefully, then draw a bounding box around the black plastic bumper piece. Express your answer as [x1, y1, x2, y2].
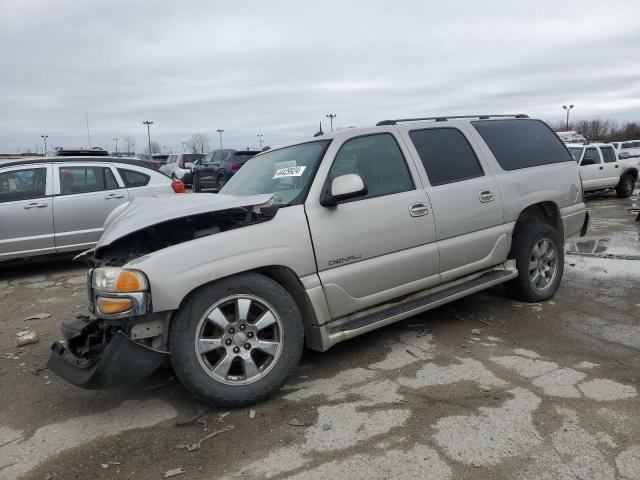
[47, 330, 169, 390]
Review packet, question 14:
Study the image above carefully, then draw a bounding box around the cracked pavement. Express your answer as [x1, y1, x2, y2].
[1, 190, 639, 479]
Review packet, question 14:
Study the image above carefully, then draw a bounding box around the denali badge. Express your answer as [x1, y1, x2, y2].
[328, 254, 362, 266]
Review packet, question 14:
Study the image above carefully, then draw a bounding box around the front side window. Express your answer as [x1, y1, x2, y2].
[567, 147, 584, 163]
[221, 140, 330, 206]
[580, 148, 600, 166]
[472, 119, 573, 170]
[59, 166, 119, 195]
[0, 168, 47, 203]
[327, 133, 414, 199]
[601, 147, 617, 163]
[409, 128, 483, 186]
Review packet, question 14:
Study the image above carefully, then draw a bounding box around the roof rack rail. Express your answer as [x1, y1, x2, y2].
[376, 114, 529, 126]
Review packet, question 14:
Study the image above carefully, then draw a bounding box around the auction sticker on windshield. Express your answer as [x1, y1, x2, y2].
[273, 165, 306, 179]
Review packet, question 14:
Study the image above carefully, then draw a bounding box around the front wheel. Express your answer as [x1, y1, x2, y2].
[505, 223, 564, 302]
[193, 177, 201, 192]
[616, 174, 635, 198]
[216, 175, 226, 191]
[169, 273, 304, 407]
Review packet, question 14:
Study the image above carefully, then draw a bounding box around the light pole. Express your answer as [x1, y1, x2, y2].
[257, 134, 263, 149]
[562, 105, 574, 130]
[326, 113, 337, 132]
[40, 135, 48, 153]
[217, 129, 224, 149]
[143, 121, 153, 155]
[112, 137, 118, 155]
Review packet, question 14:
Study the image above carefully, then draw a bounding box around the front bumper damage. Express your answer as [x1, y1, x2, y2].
[47, 316, 168, 389]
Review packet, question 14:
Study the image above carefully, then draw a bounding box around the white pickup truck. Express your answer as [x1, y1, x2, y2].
[567, 143, 638, 197]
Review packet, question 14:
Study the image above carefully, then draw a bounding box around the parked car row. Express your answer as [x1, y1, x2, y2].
[0, 157, 184, 261]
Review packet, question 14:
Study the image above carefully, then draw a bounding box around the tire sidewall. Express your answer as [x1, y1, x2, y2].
[169, 273, 303, 406]
[512, 224, 564, 302]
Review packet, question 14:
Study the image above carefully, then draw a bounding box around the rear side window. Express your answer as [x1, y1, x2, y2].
[118, 169, 150, 187]
[59, 166, 119, 195]
[0, 168, 47, 203]
[472, 119, 573, 170]
[601, 147, 617, 163]
[409, 128, 484, 186]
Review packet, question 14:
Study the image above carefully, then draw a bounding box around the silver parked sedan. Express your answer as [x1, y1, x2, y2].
[0, 157, 183, 261]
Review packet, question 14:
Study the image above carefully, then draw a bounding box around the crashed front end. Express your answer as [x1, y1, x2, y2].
[48, 193, 277, 389]
[47, 266, 169, 389]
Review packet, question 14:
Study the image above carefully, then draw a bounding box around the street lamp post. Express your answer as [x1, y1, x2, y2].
[217, 129, 224, 149]
[257, 134, 263, 149]
[112, 137, 118, 155]
[562, 105, 574, 131]
[143, 121, 153, 155]
[40, 135, 48, 153]
[326, 113, 337, 132]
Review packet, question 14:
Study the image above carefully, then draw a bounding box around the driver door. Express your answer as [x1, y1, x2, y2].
[304, 131, 439, 319]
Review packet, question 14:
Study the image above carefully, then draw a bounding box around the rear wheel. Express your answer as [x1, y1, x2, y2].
[169, 273, 304, 407]
[505, 223, 564, 302]
[616, 174, 635, 198]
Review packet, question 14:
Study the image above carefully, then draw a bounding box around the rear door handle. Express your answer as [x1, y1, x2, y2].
[23, 201, 48, 209]
[599, 166, 603, 170]
[614, 164, 619, 168]
[409, 203, 429, 217]
[479, 190, 495, 203]
[104, 192, 124, 199]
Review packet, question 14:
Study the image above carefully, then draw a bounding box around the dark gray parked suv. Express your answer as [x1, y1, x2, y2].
[192, 149, 260, 191]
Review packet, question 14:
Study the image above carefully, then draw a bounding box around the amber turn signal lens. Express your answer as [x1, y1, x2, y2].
[97, 297, 133, 314]
[114, 271, 146, 292]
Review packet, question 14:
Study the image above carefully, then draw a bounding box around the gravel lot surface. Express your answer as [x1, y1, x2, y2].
[1, 190, 639, 480]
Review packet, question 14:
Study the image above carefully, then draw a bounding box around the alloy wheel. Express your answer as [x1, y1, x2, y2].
[194, 295, 283, 385]
[528, 238, 558, 291]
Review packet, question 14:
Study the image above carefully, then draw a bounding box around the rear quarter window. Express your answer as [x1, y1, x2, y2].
[472, 119, 573, 170]
[118, 169, 150, 187]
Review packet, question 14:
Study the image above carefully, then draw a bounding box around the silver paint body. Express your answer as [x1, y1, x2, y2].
[0, 158, 174, 261]
[95, 119, 587, 350]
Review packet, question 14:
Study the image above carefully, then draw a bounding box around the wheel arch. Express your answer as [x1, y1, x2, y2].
[510, 201, 563, 256]
[171, 265, 321, 346]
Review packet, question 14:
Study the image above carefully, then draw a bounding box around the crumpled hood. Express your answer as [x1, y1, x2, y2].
[97, 193, 273, 250]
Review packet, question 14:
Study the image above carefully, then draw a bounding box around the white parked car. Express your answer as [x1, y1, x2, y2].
[0, 157, 184, 261]
[159, 153, 204, 185]
[567, 143, 638, 197]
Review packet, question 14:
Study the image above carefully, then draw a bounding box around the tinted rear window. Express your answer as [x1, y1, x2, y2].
[183, 154, 204, 161]
[118, 169, 150, 187]
[409, 128, 484, 186]
[235, 152, 257, 162]
[472, 119, 573, 170]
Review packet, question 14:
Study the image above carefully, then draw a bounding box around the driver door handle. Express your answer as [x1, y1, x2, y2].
[409, 203, 429, 217]
[104, 192, 124, 199]
[24, 201, 48, 209]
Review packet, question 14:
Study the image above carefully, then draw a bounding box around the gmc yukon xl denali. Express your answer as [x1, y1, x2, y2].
[48, 115, 589, 406]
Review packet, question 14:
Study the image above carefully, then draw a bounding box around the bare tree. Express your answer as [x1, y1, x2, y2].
[145, 141, 162, 154]
[188, 133, 211, 154]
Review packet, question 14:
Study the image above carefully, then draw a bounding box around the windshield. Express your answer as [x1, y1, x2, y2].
[220, 140, 330, 205]
[567, 147, 584, 162]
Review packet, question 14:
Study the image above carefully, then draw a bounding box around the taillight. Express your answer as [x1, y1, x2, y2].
[171, 180, 185, 193]
[230, 162, 243, 171]
[177, 155, 185, 169]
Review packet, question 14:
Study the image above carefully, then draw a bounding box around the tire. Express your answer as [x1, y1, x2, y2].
[169, 273, 304, 407]
[505, 223, 564, 302]
[193, 177, 201, 192]
[616, 174, 635, 198]
[216, 175, 226, 191]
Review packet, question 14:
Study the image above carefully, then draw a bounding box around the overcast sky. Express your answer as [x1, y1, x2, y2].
[1, 0, 639, 153]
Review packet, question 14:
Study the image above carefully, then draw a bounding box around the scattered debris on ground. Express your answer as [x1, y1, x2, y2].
[288, 418, 310, 427]
[176, 425, 234, 453]
[15, 330, 39, 346]
[164, 467, 185, 478]
[24, 312, 51, 321]
[143, 375, 174, 392]
[175, 407, 207, 427]
[249, 409, 256, 419]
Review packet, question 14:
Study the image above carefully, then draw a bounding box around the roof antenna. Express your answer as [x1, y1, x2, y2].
[313, 121, 324, 137]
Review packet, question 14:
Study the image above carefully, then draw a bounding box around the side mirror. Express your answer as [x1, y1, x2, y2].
[321, 174, 367, 207]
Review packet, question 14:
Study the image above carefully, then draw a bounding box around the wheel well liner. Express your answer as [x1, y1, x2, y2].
[510, 201, 562, 255]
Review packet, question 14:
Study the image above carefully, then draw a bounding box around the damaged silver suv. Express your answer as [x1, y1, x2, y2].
[48, 115, 589, 406]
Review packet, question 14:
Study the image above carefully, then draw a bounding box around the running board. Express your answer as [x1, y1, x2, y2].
[325, 265, 517, 348]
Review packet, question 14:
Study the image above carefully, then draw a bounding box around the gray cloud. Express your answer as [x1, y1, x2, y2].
[1, 0, 639, 153]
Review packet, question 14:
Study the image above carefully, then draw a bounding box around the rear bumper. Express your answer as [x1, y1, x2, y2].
[47, 318, 168, 389]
